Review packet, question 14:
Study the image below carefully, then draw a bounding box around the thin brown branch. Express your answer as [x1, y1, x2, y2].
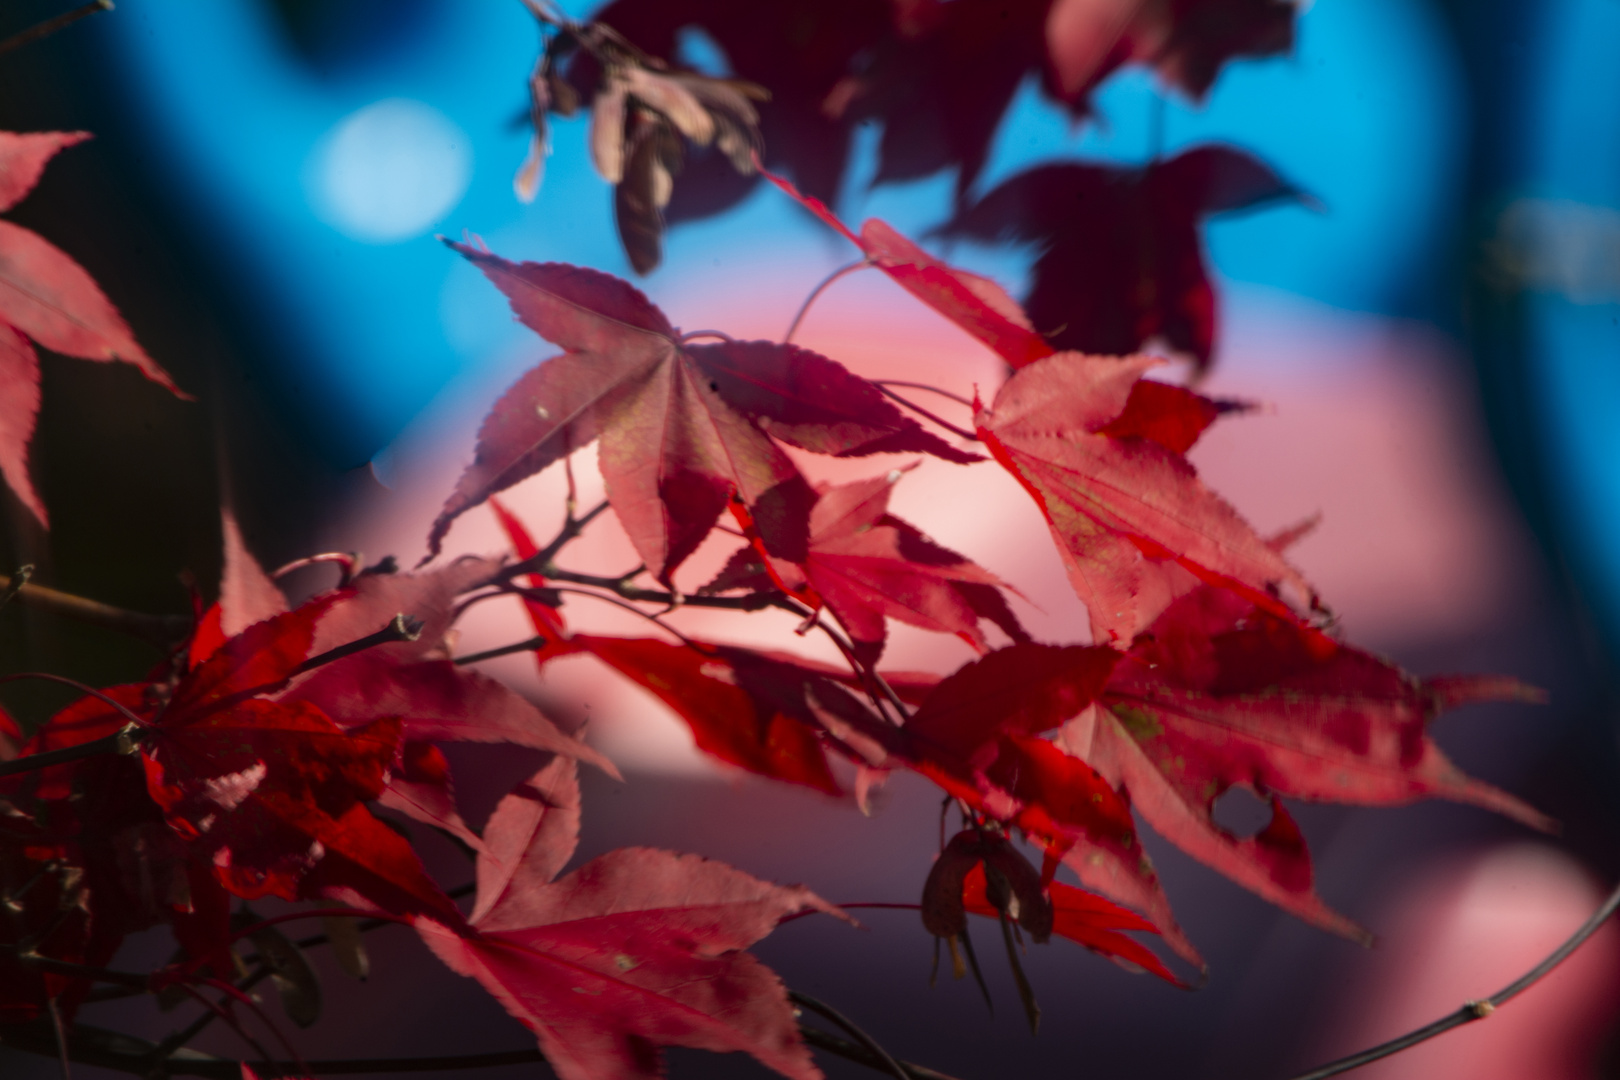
[0, 0, 112, 57]
[0, 570, 190, 645]
[269, 552, 359, 586]
[46, 995, 70, 1080]
[547, 586, 692, 644]
[799, 1027, 963, 1080]
[293, 614, 422, 674]
[527, 571, 782, 612]
[1286, 875, 1620, 1080]
[501, 500, 612, 582]
[873, 384, 979, 443]
[800, 608, 911, 724]
[0, 672, 148, 729]
[454, 634, 551, 666]
[872, 380, 975, 408]
[0, 564, 32, 609]
[0, 722, 138, 780]
[790, 991, 910, 1080]
[785, 259, 870, 343]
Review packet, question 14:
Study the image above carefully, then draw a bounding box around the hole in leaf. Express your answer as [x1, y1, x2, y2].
[1212, 786, 1272, 838]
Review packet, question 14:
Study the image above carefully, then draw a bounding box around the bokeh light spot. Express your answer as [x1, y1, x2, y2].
[308, 98, 471, 243]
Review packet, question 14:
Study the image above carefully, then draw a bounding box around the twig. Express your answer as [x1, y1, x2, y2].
[502, 501, 612, 581]
[454, 635, 551, 666]
[522, 571, 781, 612]
[545, 586, 692, 644]
[1285, 876, 1620, 1080]
[0, 672, 148, 729]
[151, 888, 467, 1055]
[0, 0, 112, 57]
[0, 564, 33, 609]
[293, 614, 422, 674]
[801, 609, 912, 724]
[798, 1027, 963, 1080]
[788, 991, 911, 1080]
[872, 381, 975, 408]
[679, 329, 735, 343]
[0, 721, 140, 780]
[269, 552, 360, 586]
[46, 995, 70, 1080]
[0, 570, 190, 644]
[873, 384, 979, 442]
[785, 259, 870, 343]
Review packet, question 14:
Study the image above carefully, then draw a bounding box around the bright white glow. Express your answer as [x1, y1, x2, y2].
[308, 99, 471, 243]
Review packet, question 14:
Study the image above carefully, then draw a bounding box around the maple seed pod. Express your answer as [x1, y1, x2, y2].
[921, 831, 986, 939]
[982, 841, 1053, 944]
[323, 914, 370, 981]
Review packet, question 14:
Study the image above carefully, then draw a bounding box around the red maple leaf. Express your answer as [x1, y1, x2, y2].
[0, 131, 188, 526]
[975, 350, 1315, 643]
[759, 166, 1055, 368]
[250, 548, 617, 849]
[837, 0, 1296, 195]
[190, 506, 290, 668]
[945, 145, 1306, 371]
[961, 864, 1180, 984]
[421, 758, 841, 1080]
[1044, 0, 1296, 110]
[564, 636, 850, 794]
[488, 501, 909, 794]
[134, 603, 465, 925]
[894, 643, 1200, 961]
[189, 521, 611, 852]
[1071, 582, 1555, 940]
[702, 467, 1028, 664]
[574, 2, 1293, 234]
[426, 247, 975, 582]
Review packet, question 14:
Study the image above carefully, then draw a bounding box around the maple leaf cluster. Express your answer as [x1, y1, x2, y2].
[413, 166, 1550, 1044]
[518, 0, 1306, 371]
[0, 3, 1557, 1078]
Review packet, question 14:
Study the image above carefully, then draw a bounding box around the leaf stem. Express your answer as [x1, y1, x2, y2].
[785, 259, 870, 343]
[292, 614, 423, 675]
[46, 995, 70, 1080]
[0, 0, 112, 57]
[545, 586, 693, 645]
[530, 571, 781, 612]
[798, 608, 911, 724]
[454, 634, 551, 666]
[0, 671, 149, 729]
[1285, 875, 1620, 1080]
[873, 381, 975, 408]
[873, 384, 979, 442]
[502, 500, 612, 582]
[269, 552, 359, 586]
[0, 564, 33, 609]
[0, 570, 191, 645]
[788, 991, 911, 1080]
